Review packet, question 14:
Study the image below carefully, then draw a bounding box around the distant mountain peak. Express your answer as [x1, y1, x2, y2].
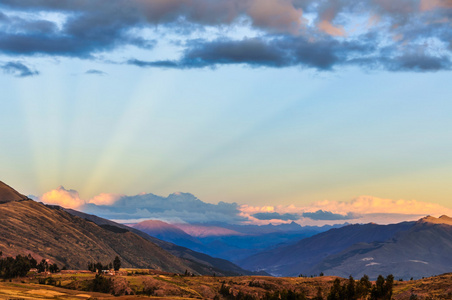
[0, 181, 28, 203]
[418, 215, 452, 226]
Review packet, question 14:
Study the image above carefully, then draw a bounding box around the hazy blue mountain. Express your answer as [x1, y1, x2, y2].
[307, 215, 452, 280]
[65, 208, 264, 276]
[129, 220, 344, 263]
[240, 221, 416, 277]
[131, 220, 208, 253]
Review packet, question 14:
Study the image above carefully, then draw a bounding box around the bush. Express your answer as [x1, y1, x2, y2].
[90, 274, 113, 293]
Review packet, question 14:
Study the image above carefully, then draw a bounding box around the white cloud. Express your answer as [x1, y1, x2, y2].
[38, 186, 452, 226]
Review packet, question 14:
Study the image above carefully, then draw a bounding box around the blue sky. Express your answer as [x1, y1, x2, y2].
[1, 0, 452, 224]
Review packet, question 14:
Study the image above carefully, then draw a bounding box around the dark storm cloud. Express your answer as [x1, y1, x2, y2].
[127, 59, 181, 68]
[1, 61, 39, 77]
[0, 0, 451, 71]
[0, 11, 57, 35]
[127, 35, 375, 70]
[252, 212, 300, 221]
[0, 0, 304, 32]
[302, 210, 360, 221]
[0, 2, 153, 57]
[386, 53, 452, 71]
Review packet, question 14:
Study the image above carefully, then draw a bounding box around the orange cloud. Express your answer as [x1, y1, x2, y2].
[310, 196, 452, 215]
[239, 196, 452, 225]
[40, 186, 84, 209]
[88, 193, 123, 206]
[40, 187, 123, 208]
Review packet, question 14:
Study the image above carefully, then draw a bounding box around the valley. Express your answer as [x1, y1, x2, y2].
[2, 181, 452, 299]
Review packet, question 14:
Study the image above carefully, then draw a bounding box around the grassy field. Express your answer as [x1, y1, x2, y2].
[0, 270, 451, 299]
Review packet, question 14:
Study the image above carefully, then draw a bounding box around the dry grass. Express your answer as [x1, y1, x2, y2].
[0, 271, 450, 299]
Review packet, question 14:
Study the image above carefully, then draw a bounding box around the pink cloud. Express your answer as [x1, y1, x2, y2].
[239, 196, 452, 225]
[420, 0, 452, 11]
[316, 0, 346, 37]
[310, 196, 452, 215]
[135, 0, 304, 34]
[88, 193, 124, 206]
[318, 20, 346, 36]
[246, 0, 304, 34]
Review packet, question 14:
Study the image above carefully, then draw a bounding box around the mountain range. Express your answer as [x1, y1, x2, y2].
[240, 216, 452, 279]
[2, 180, 452, 280]
[130, 220, 341, 263]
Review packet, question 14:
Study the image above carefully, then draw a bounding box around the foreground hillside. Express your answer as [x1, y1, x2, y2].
[0, 271, 451, 299]
[0, 180, 258, 276]
[0, 197, 194, 273]
[0, 181, 247, 275]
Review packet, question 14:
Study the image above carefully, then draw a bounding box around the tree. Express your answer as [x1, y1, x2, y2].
[37, 259, 48, 273]
[88, 262, 95, 272]
[370, 274, 394, 300]
[91, 274, 112, 293]
[383, 274, 394, 300]
[27, 254, 37, 268]
[95, 262, 103, 274]
[49, 263, 59, 273]
[356, 274, 372, 298]
[0, 254, 37, 278]
[313, 286, 324, 300]
[346, 276, 356, 300]
[327, 278, 344, 300]
[113, 256, 121, 271]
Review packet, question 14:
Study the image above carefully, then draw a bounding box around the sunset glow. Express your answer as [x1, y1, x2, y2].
[1, 0, 451, 226]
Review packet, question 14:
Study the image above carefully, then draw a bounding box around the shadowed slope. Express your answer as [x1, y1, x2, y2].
[65, 209, 265, 276]
[132, 220, 203, 249]
[308, 216, 452, 279]
[240, 221, 415, 276]
[242, 216, 452, 279]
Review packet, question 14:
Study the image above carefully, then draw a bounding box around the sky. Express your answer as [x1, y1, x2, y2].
[1, 0, 452, 225]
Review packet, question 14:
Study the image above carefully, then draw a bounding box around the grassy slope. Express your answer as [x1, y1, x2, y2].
[0, 199, 196, 274]
[1, 272, 451, 299]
